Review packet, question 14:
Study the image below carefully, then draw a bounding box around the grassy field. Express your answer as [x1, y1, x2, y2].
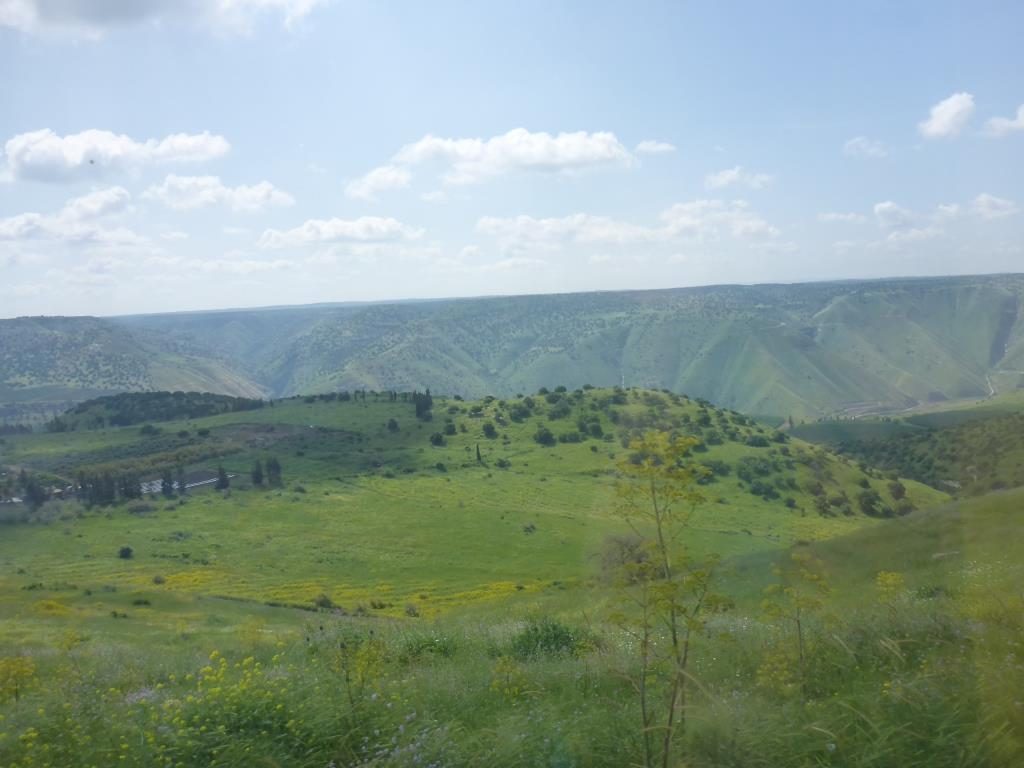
[3, 388, 1021, 767]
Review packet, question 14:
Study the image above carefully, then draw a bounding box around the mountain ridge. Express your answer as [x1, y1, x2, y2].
[3, 273, 1023, 422]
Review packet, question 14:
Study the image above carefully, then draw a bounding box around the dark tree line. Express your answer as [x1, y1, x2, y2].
[249, 457, 283, 488]
[413, 389, 434, 420]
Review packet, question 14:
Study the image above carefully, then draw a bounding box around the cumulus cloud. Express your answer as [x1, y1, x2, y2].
[985, 105, 1024, 137]
[345, 165, 412, 201]
[143, 174, 294, 212]
[635, 140, 676, 155]
[918, 92, 975, 139]
[478, 199, 779, 253]
[0, 0, 326, 36]
[704, 166, 772, 190]
[344, 128, 633, 199]
[886, 227, 941, 244]
[0, 186, 140, 245]
[873, 201, 914, 229]
[818, 212, 866, 223]
[3, 128, 230, 182]
[842, 136, 887, 158]
[258, 216, 423, 248]
[972, 193, 1018, 220]
[660, 200, 779, 238]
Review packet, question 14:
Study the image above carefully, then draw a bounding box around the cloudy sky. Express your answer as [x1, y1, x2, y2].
[1, 0, 1022, 317]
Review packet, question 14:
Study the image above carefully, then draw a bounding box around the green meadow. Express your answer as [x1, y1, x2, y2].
[1, 388, 1020, 768]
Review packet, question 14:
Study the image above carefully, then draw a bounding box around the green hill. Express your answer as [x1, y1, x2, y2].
[4, 274, 1024, 424]
[0, 316, 266, 424]
[792, 391, 1024, 496]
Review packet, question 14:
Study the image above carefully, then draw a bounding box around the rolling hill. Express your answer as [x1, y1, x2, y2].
[3, 273, 1023, 422]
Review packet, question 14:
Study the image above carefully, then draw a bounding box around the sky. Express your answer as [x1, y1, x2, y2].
[0, 0, 1022, 318]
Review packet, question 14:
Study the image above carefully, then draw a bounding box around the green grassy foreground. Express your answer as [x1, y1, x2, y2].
[1, 388, 1019, 767]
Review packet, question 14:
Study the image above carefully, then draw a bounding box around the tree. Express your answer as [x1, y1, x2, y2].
[534, 426, 556, 446]
[160, 468, 175, 497]
[177, 466, 187, 496]
[118, 546, 134, 560]
[413, 389, 434, 420]
[429, 432, 446, 447]
[266, 456, 282, 487]
[482, 422, 498, 439]
[387, 418, 399, 433]
[251, 460, 264, 487]
[476, 443, 482, 463]
[22, 475, 47, 510]
[215, 466, 230, 490]
[609, 432, 730, 768]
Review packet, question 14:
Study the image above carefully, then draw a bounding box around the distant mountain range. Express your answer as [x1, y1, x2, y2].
[3, 273, 1023, 422]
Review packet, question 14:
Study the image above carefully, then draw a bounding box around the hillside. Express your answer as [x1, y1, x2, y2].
[792, 391, 1024, 496]
[6, 390, 1023, 768]
[3, 274, 1023, 423]
[0, 316, 266, 423]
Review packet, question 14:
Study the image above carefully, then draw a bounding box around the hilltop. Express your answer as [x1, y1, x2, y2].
[3, 273, 1023, 423]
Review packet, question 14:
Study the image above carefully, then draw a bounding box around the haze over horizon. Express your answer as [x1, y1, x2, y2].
[2, 0, 1023, 318]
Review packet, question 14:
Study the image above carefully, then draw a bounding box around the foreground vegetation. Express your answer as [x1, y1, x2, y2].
[0, 388, 1019, 766]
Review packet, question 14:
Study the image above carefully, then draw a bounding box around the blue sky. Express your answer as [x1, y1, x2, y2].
[1, 0, 1022, 317]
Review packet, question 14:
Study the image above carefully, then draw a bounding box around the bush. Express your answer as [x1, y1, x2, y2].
[534, 426, 556, 446]
[509, 617, 586, 659]
[118, 546, 133, 560]
[429, 432, 446, 447]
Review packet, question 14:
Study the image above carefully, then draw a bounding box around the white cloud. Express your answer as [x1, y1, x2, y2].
[0, 186, 141, 245]
[635, 140, 676, 155]
[918, 92, 975, 139]
[0, 0, 326, 36]
[818, 212, 866, 223]
[4, 128, 230, 182]
[345, 165, 412, 201]
[60, 186, 131, 220]
[160, 231, 189, 241]
[258, 216, 423, 248]
[660, 200, 779, 239]
[972, 193, 1018, 220]
[477, 213, 662, 246]
[873, 201, 913, 229]
[935, 203, 961, 220]
[704, 166, 772, 190]
[842, 136, 887, 158]
[887, 227, 942, 244]
[187, 256, 295, 274]
[342, 128, 634, 201]
[478, 199, 779, 253]
[985, 105, 1024, 137]
[143, 174, 294, 212]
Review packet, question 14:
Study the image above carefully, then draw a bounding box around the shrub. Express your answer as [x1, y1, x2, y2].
[429, 432, 446, 447]
[118, 546, 133, 559]
[509, 617, 587, 659]
[534, 426, 556, 446]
